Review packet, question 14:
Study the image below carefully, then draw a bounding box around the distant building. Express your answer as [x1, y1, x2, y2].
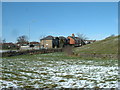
[30, 42, 40, 47]
[17, 41, 40, 50]
[59, 36, 68, 48]
[40, 36, 67, 49]
[53, 37, 59, 48]
[67, 34, 85, 46]
[16, 42, 29, 46]
[40, 34, 86, 48]
[84, 40, 96, 44]
[2, 43, 17, 49]
[30, 42, 40, 49]
[40, 36, 54, 49]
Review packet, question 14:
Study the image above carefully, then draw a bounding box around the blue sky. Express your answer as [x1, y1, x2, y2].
[2, 2, 118, 42]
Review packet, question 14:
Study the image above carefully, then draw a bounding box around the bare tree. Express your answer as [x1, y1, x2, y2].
[76, 33, 88, 40]
[0, 37, 2, 43]
[39, 35, 46, 40]
[2, 38, 6, 43]
[0, 38, 6, 43]
[17, 35, 28, 44]
[0, 37, 2, 49]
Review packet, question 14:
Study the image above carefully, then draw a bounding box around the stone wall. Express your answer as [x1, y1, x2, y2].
[40, 40, 53, 48]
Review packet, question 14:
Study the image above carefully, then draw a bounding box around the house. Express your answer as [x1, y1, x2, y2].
[40, 35, 68, 49]
[16, 42, 29, 46]
[40, 36, 54, 49]
[52, 37, 59, 48]
[30, 42, 40, 47]
[2, 43, 16, 49]
[30, 42, 40, 49]
[59, 36, 68, 48]
[40, 34, 86, 49]
[18, 42, 40, 50]
[67, 34, 85, 46]
[84, 40, 96, 44]
[67, 34, 76, 45]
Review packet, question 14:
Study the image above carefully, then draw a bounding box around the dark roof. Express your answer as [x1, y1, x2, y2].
[3, 43, 14, 45]
[2, 43, 15, 46]
[68, 36, 83, 40]
[68, 36, 77, 40]
[30, 42, 39, 44]
[59, 36, 66, 39]
[16, 42, 29, 44]
[40, 36, 54, 40]
[84, 40, 96, 42]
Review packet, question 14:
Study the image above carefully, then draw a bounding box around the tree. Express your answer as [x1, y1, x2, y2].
[0, 37, 2, 43]
[39, 35, 46, 40]
[76, 33, 88, 40]
[2, 38, 6, 43]
[17, 35, 28, 45]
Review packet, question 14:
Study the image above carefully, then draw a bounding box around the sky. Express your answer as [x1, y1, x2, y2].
[2, 2, 118, 42]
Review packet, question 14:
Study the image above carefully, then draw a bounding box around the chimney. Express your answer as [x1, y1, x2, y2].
[72, 34, 75, 37]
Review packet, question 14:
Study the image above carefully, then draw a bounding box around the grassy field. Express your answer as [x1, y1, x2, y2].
[73, 35, 119, 54]
[1, 52, 119, 88]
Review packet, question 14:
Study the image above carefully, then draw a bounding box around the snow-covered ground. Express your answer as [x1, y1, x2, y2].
[1, 53, 119, 88]
[0, 50, 18, 53]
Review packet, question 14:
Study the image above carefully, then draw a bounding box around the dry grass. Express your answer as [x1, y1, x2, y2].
[74, 35, 119, 54]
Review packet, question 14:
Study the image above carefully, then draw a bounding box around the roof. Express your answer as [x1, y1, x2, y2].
[67, 34, 75, 38]
[3, 43, 15, 45]
[16, 42, 29, 44]
[84, 40, 96, 42]
[40, 36, 54, 40]
[59, 36, 66, 39]
[68, 36, 79, 40]
[30, 42, 39, 44]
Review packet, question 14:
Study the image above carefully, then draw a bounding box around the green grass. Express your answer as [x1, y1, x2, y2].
[74, 35, 119, 54]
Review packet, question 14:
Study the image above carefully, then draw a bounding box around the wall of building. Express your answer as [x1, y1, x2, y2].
[40, 40, 53, 48]
[68, 37, 75, 45]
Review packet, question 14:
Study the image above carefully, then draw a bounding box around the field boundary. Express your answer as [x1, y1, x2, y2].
[1, 49, 62, 57]
[73, 53, 118, 60]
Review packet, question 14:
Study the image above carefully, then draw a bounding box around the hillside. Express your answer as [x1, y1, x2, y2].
[73, 35, 119, 55]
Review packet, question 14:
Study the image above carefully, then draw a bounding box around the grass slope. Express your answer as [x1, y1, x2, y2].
[74, 35, 119, 54]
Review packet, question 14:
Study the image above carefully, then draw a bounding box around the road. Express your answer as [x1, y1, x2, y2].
[0, 50, 18, 53]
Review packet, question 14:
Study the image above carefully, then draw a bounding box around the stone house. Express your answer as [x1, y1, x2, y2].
[40, 36, 54, 49]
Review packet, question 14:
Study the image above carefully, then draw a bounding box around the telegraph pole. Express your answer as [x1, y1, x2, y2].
[29, 24, 30, 46]
[28, 20, 36, 47]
